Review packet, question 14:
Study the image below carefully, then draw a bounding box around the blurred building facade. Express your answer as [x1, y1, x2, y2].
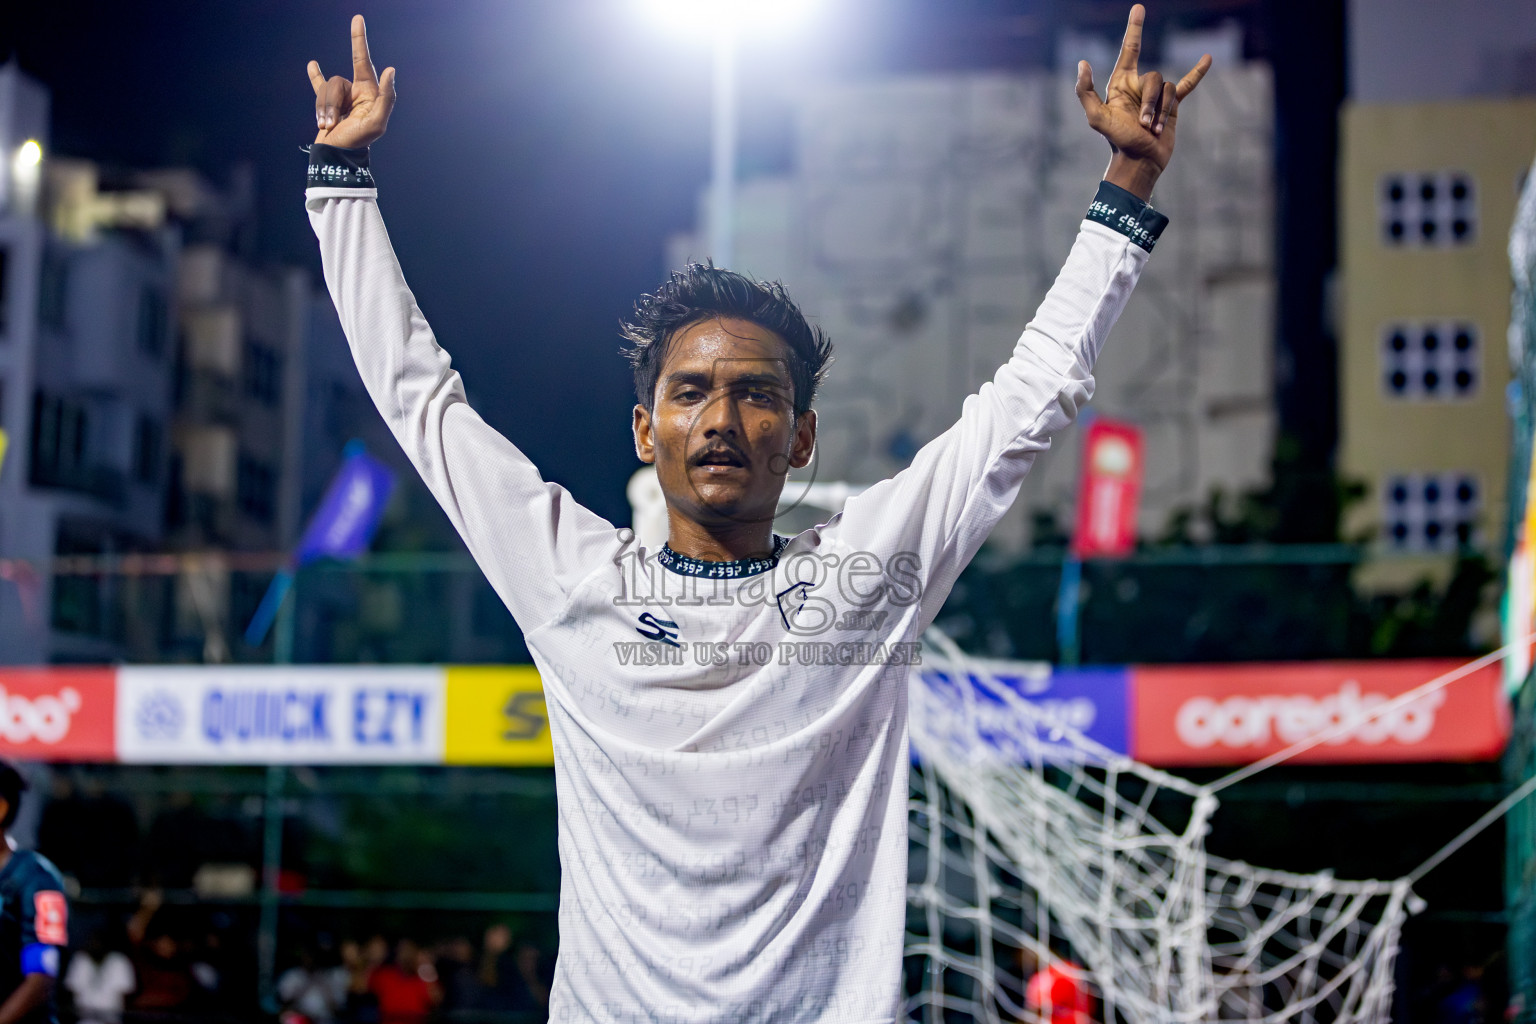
[671, 52, 1276, 551]
[1338, 100, 1536, 568]
[1341, 0, 1536, 578]
[0, 65, 182, 663]
[145, 168, 313, 660]
[0, 65, 392, 664]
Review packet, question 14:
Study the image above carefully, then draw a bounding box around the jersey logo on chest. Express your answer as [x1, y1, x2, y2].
[635, 612, 681, 648]
[777, 581, 816, 631]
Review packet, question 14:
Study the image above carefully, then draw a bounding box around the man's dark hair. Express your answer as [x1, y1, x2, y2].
[621, 263, 833, 417]
[0, 760, 27, 829]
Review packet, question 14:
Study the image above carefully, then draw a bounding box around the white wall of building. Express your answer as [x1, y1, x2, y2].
[672, 62, 1277, 550]
[1349, 0, 1536, 102]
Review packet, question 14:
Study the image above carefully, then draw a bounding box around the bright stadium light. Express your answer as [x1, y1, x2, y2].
[10, 139, 44, 216]
[642, 0, 818, 38]
[642, 0, 820, 269]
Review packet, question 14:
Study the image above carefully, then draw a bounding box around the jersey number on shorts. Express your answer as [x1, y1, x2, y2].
[33, 891, 66, 946]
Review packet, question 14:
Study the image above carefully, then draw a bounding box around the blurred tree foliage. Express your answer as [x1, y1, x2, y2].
[938, 436, 1497, 662]
[291, 770, 560, 893]
[1162, 435, 1368, 546]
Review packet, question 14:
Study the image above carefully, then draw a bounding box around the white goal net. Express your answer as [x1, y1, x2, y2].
[905, 638, 1416, 1024]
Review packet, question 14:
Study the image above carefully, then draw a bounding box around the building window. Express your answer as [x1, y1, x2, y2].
[30, 392, 88, 484]
[1383, 472, 1479, 551]
[132, 414, 162, 485]
[51, 527, 105, 637]
[136, 286, 167, 358]
[0, 247, 9, 338]
[37, 249, 66, 331]
[1379, 172, 1476, 247]
[236, 452, 276, 524]
[27, 391, 122, 502]
[1381, 322, 1479, 399]
[243, 340, 282, 408]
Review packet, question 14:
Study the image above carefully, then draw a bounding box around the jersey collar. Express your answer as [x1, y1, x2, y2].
[657, 535, 788, 579]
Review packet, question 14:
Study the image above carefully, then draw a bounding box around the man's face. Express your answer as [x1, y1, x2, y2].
[633, 316, 816, 531]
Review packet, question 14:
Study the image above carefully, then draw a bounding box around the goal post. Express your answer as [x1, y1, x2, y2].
[906, 636, 1415, 1024]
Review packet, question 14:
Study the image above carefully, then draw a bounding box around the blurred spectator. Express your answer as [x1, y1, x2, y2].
[126, 892, 196, 1012]
[367, 939, 440, 1024]
[279, 946, 348, 1024]
[63, 928, 135, 1024]
[339, 936, 387, 1024]
[1438, 964, 1488, 1024]
[478, 924, 549, 1014]
[512, 933, 551, 1012]
[189, 926, 228, 1005]
[434, 936, 484, 1012]
[130, 931, 196, 1012]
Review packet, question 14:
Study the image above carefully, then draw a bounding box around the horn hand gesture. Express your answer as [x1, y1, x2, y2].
[1075, 4, 1211, 200]
[307, 15, 397, 149]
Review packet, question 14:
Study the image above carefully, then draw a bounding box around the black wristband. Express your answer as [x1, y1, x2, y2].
[1086, 180, 1168, 253]
[305, 143, 375, 189]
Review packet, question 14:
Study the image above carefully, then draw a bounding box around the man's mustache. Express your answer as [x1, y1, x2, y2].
[688, 439, 750, 468]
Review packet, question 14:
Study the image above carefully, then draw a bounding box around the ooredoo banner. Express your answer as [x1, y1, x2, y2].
[1131, 660, 1509, 766]
[116, 666, 445, 764]
[0, 668, 115, 761]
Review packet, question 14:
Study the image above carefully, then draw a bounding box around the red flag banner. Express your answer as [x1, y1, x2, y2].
[1072, 418, 1144, 558]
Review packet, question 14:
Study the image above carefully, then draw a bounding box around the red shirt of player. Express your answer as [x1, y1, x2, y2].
[368, 962, 435, 1024]
[1026, 961, 1095, 1024]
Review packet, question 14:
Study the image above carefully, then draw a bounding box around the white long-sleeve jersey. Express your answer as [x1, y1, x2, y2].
[306, 148, 1162, 1023]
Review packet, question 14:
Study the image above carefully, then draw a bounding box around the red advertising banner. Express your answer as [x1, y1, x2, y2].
[0, 669, 117, 762]
[1131, 660, 1509, 766]
[1072, 419, 1144, 558]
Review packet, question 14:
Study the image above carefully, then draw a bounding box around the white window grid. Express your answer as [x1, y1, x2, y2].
[1379, 171, 1477, 247]
[1380, 321, 1479, 400]
[1383, 472, 1480, 552]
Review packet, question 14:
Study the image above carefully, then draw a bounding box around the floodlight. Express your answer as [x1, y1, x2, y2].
[16, 140, 41, 168]
[642, 0, 818, 39]
[639, 0, 819, 269]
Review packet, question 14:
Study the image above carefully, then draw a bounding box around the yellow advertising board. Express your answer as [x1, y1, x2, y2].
[0, 429, 9, 475]
[443, 665, 553, 765]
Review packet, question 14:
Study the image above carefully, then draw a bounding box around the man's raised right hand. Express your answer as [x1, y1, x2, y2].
[308, 15, 397, 148]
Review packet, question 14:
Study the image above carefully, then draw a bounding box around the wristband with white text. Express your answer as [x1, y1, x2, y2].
[306, 143, 375, 190]
[1086, 180, 1168, 253]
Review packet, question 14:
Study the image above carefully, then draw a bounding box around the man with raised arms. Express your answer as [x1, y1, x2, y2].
[301, 8, 1208, 1020]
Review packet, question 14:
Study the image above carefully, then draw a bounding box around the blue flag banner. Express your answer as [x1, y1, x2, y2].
[295, 448, 397, 566]
[245, 446, 396, 647]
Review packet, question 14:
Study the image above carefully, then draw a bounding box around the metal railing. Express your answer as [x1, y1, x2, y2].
[1, 543, 1495, 666]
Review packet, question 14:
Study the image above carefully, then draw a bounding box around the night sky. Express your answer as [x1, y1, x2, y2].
[0, 0, 1337, 529]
